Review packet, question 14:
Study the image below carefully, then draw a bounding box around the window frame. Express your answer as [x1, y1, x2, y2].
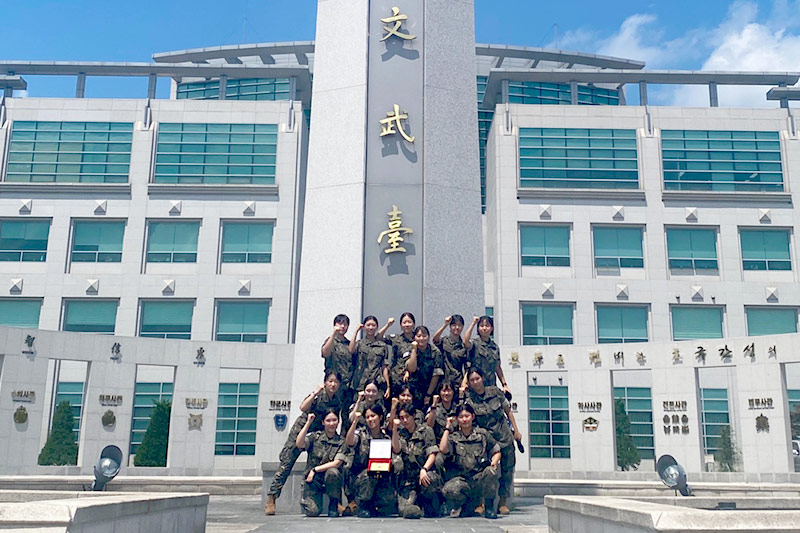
[219, 220, 275, 264]
[214, 299, 271, 343]
[596, 304, 649, 344]
[0, 218, 51, 262]
[520, 302, 575, 345]
[145, 219, 201, 264]
[69, 219, 126, 264]
[669, 305, 725, 341]
[138, 299, 195, 340]
[738, 228, 792, 272]
[519, 224, 571, 267]
[592, 225, 645, 269]
[744, 306, 798, 336]
[665, 226, 719, 273]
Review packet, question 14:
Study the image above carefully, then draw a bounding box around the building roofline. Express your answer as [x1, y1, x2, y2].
[482, 68, 800, 108]
[150, 41, 645, 70]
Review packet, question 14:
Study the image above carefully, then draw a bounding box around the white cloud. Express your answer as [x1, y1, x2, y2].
[669, 2, 800, 107]
[595, 14, 704, 68]
[12, 90, 29, 98]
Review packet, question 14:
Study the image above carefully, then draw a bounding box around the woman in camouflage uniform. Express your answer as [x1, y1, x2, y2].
[344, 403, 395, 518]
[465, 368, 522, 515]
[432, 315, 469, 398]
[265, 371, 343, 515]
[382, 312, 416, 398]
[439, 404, 501, 519]
[321, 314, 356, 406]
[296, 409, 347, 518]
[462, 316, 511, 397]
[391, 403, 442, 519]
[406, 326, 444, 410]
[425, 381, 458, 443]
[348, 316, 390, 397]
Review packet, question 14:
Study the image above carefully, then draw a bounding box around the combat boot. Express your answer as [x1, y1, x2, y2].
[484, 498, 497, 519]
[498, 497, 510, 515]
[328, 498, 340, 518]
[342, 500, 357, 516]
[264, 494, 276, 516]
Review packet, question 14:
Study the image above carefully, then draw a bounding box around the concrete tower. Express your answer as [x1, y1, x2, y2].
[292, 0, 483, 402]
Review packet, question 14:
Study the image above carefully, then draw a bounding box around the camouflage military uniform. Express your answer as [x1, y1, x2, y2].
[407, 344, 443, 410]
[465, 386, 515, 501]
[441, 426, 500, 513]
[267, 390, 344, 498]
[301, 431, 347, 517]
[387, 333, 414, 395]
[347, 427, 395, 516]
[437, 335, 468, 390]
[428, 401, 458, 443]
[323, 336, 355, 403]
[467, 336, 501, 388]
[352, 338, 388, 392]
[395, 423, 442, 518]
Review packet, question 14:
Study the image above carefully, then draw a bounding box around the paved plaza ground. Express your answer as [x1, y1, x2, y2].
[206, 495, 549, 533]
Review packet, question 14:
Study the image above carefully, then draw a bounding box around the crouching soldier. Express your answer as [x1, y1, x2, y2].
[345, 403, 395, 517]
[391, 403, 442, 519]
[439, 404, 501, 519]
[296, 410, 346, 517]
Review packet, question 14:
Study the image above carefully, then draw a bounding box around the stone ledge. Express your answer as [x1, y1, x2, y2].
[148, 183, 279, 196]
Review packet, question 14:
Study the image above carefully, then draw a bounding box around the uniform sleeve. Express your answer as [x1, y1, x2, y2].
[321, 336, 331, 354]
[306, 431, 319, 450]
[432, 345, 444, 376]
[497, 388, 510, 410]
[334, 441, 349, 463]
[423, 427, 439, 457]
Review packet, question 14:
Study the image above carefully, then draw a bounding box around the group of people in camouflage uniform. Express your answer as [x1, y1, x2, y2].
[264, 312, 523, 520]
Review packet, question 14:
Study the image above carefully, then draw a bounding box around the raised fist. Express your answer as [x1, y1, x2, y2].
[387, 317, 395, 326]
[391, 397, 399, 408]
[307, 413, 316, 424]
[353, 411, 362, 420]
[357, 391, 365, 399]
[432, 395, 440, 407]
[411, 341, 418, 349]
[393, 418, 401, 427]
[445, 316, 452, 324]
[472, 316, 480, 323]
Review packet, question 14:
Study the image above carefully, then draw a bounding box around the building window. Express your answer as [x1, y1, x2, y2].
[661, 130, 783, 192]
[740, 229, 791, 271]
[63, 300, 118, 334]
[597, 306, 648, 343]
[613, 387, 655, 460]
[485, 306, 494, 319]
[154, 123, 277, 185]
[6, 121, 132, 183]
[519, 128, 637, 190]
[666, 228, 718, 272]
[176, 78, 291, 101]
[130, 381, 173, 455]
[221, 222, 273, 263]
[528, 384, 570, 458]
[139, 301, 193, 339]
[520, 226, 570, 266]
[521, 304, 573, 345]
[216, 301, 270, 343]
[215, 382, 259, 456]
[507, 82, 620, 106]
[671, 306, 723, 341]
[593, 227, 643, 269]
[700, 388, 730, 456]
[71, 221, 124, 263]
[54, 381, 84, 442]
[477, 76, 493, 212]
[0, 219, 50, 262]
[745, 307, 798, 336]
[146, 221, 199, 263]
[0, 299, 41, 328]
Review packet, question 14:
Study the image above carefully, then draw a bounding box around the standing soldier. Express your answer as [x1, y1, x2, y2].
[432, 315, 469, 397]
[348, 316, 390, 397]
[439, 404, 501, 519]
[264, 372, 344, 515]
[462, 316, 512, 398]
[465, 368, 522, 515]
[322, 314, 355, 405]
[425, 382, 458, 443]
[344, 403, 395, 517]
[391, 403, 442, 518]
[296, 410, 347, 517]
[381, 312, 415, 398]
[406, 326, 444, 410]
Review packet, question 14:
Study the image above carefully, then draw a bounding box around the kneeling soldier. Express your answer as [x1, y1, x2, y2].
[345, 403, 395, 517]
[391, 403, 442, 519]
[439, 404, 501, 519]
[296, 410, 346, 517]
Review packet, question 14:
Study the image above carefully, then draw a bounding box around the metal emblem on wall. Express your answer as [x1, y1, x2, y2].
[274, 414, 288, 431]
[188, 414, 203, 430]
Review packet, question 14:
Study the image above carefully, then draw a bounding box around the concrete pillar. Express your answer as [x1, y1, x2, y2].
[709, 82, 719, 107]
[218, 75, 228, 100]
[570, 80, 578, 105]
[76, 73, 86, 98]
[147, 74, 158, 99]
[638, 81, 648, 106]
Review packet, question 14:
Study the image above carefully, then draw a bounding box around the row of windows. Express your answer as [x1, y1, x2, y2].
[521, 304, 797, 345]
[530, 384, 734, 460]
[5, 121, 278, 185]
[518, 128, 784, 192]
[521, 225, 793, 273]
[62, 380, 257, 457]
[0, 219, 273, 265]
[0, 298, 270, 342]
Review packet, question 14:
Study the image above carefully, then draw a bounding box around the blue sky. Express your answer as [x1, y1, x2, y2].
[3, 0, 799, 105]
